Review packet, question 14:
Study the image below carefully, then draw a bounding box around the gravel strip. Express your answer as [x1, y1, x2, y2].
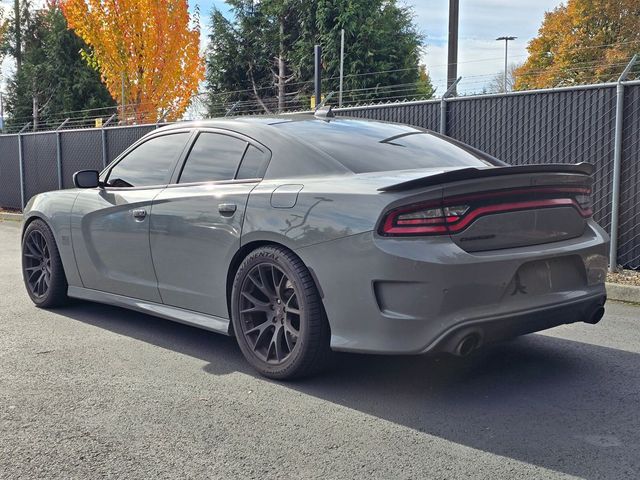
[608, 269, 640, 286]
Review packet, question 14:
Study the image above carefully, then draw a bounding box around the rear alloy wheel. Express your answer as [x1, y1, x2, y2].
[22, 220, 68, 308]
[231, 246, 331, 380]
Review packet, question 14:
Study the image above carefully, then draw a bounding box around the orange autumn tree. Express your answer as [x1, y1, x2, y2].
[61, 0, 204, 122]
[515, 0, 640, 90]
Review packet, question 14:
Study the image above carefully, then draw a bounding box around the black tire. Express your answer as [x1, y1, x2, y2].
[231, 245, 331, 380]
[21, 219, 69, 308]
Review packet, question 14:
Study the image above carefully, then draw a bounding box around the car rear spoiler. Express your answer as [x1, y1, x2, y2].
[378, 163, 594, 192]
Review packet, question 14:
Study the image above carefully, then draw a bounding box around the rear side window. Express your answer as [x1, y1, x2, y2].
[107, 132, 190, 187]
[179, 133, 247, 183]
[274, 119, 496, 173]
[236, 145, 268, 179]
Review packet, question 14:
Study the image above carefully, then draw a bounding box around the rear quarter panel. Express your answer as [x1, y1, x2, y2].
[241, 176, 398, 249]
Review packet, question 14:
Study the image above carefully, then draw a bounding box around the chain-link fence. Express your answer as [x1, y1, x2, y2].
[1, 81, 639, 269]
[0, 123, 161, 206]
[340, 81, 640, 269]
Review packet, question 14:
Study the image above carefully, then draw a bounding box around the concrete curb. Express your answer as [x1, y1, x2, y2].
[0, 212, 22, 222]
[606, 282, 640, 304]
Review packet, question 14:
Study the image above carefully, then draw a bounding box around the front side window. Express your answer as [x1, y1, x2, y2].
[179, 133, 248, 183]
[107, 132, 190, 188]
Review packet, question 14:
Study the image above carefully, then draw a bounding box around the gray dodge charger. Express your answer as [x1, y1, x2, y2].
[21, 113, 608, 379]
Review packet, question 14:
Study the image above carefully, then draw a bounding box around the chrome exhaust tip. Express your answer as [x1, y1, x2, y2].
[455, 334, 480, 356]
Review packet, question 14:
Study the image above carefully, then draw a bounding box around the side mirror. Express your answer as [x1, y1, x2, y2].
[73, 170, 101, 189]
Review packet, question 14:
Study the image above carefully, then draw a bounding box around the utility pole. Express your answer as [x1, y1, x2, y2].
[32, 95, 38, 132]
[447, 0, 459, 95]
[277, 19, 285, 113]
[32, 77, 38, 132]
[314, 45, 322, 109]
[496, 36, 517, 92]
[0, 92, 4, 133]
[121, 72, 126, 124]
[14, 0, 22, 75]
[339, 29, 345, 107]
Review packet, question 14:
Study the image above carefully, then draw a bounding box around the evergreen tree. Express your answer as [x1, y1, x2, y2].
[205, 0, 433, 116]
[3, 2, 114, 130]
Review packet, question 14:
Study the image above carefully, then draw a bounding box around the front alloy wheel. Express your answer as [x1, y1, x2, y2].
[23, 229, 52, 298]
[22, 219, 68, 308]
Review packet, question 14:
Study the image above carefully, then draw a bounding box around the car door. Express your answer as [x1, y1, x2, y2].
[150, 129, 270, 318]
[71, 130, 193, 302]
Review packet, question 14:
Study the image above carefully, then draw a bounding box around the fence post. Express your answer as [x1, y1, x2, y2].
[439, 76, 462, 135]
[101, 114, 116, 169]
[55, 118, 70, 190]
[609, 54, 637, 272]
[225, 101, 240, 117]
[17, 122, 31, 211]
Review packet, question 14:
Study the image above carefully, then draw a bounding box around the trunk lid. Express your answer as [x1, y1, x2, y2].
[379, 164, 593, 252]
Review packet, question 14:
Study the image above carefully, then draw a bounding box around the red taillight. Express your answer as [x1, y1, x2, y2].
[379, 186, 592, 237]
[382, 203, 469, 235]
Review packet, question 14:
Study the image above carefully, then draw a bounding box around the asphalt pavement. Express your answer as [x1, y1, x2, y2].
[1, 220, 639, 479]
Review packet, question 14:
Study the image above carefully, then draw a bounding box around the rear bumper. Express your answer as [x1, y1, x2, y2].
[425, 292, 606, 356]
[295, 220, 608, 355]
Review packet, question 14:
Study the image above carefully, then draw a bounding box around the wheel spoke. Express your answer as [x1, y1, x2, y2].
[247, 271, 264, 292]
[37, 234, 45, 253]
[246, 268, 272, 299]
[241, 290, 270, 308]
[258, 265, 276, 297]
[35, 233, 46, 255]
[245, 318, 272, 336]
[284, 328, 297, 352]
[286, 306, 300, 316]
[249, 322, 273, 353]
[240, 304, 271, 314]
[33, 272, 44, 295]
[272, 268, 286, 298]
[271, 326, 284, 361]
[25, 240, 41, 259]
[27, 269, 40, 282]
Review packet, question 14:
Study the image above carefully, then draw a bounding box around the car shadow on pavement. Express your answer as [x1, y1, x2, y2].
[60, 300, 640, 479]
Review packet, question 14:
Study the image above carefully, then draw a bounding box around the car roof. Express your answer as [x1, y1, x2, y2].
[157, 115, 502, 179]
[161, 113, 423, 137]
[158, 115, 429, 179]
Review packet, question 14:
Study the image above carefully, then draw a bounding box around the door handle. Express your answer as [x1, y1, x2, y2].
[218, 203, 237, 216]
[132, 209, 147, 220]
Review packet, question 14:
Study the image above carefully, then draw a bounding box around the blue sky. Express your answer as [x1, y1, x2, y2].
[0, 0, 563, 95]
[192, 0, 563, 94]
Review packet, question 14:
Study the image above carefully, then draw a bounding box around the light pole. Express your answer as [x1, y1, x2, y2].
[496, 36, 516, 92]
